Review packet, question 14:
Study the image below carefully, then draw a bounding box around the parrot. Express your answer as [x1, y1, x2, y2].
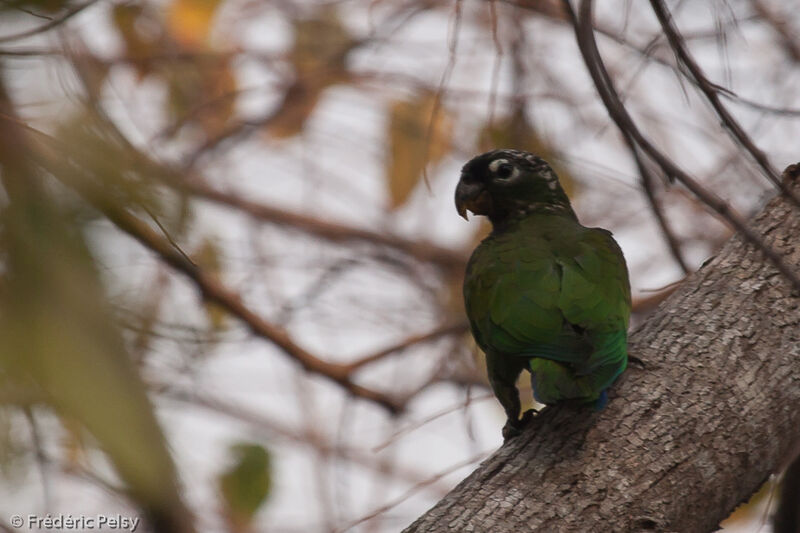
[455, 149, 631, 439]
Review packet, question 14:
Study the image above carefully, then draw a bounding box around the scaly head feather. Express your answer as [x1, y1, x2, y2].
[455, 149, 575, 227]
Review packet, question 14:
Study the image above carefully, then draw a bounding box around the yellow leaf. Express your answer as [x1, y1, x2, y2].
[195, 238, 227, 330]
[386, 91, 453, 209]
[167, 0, 222, 48]
[719, 478, 776, 529]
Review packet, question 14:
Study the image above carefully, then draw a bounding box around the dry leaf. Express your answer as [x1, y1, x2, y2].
[386, 91, 452, 209]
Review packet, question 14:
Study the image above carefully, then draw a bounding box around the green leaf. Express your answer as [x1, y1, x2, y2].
[219, 443, 272, 532]
[0, 181, 189, 528]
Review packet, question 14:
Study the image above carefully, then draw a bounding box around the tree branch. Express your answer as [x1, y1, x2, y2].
[86, 192, 403, 413]
[9, 126, 405, 413]
[170, 177, 468, 271]
[402, 166, 800, 532]
[564, 0, 800, 292]
[649, 0, 800, 209]
[0, 0, 99, 43]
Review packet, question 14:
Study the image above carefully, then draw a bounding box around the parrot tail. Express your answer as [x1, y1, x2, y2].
[529, 357, 621, 408]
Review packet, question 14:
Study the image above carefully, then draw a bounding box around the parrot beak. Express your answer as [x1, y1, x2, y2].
[455, 178, 491, 221]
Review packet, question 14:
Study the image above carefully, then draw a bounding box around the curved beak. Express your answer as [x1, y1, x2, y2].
[455, 178, 490, 221]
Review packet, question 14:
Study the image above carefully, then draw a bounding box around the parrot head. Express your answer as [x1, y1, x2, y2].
[455, 149, 572, 223]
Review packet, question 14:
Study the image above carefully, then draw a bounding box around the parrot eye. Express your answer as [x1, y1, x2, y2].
[488, 158, 518, 180]
[496, 163, 514, 179]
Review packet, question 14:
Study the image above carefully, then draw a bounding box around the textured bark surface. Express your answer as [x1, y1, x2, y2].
[404, 179, 800, 533]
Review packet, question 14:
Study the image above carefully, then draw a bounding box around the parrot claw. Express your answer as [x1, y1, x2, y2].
[629, 355, 646, 368]
[501, 409, 538, 441]
[502, 419, 521, 441]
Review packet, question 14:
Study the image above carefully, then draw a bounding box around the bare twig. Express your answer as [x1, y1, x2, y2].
[170, 177, 468, 271]
[623, 130, 690, 273]
[649, 0, 800, 209]
[10, 126, 404, 413]
[336, 450, 491, 533]
[562, 0, 800, 293]
[421, 0, 463, 189]
[344, 322, 469, 373]
[157, 385, 447, 491]
[23, 408, 52, 512]
[91, 197, 402, 412]
[750, 0, 800, 63]
[0, 1, 99, 43]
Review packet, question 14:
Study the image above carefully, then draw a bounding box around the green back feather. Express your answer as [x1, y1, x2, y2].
[464, 212, 631, 403]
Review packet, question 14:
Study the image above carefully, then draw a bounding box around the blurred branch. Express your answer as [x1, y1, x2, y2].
[0, 1, 99, 44]
[158, 385, 449, 493]
[372, 392, 493, 453]
[563, 0, 800, 293]
[649, 0, 800, 208]
[623, 128, 690, 274]
[67, 43, 468, 274]
[169, 177, 469, 271]
[750, 0, 800, 63]
[2, 115, 404, 413]
[343, 322, 469, 373]
[339, 450, 491, 533]
[71, 181, 403, 413]
[23, 408, 52, 512]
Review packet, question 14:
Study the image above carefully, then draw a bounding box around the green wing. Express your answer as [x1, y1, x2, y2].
[464, 217, 631, 404]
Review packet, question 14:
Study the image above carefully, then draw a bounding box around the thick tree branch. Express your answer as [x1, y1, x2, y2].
[403, 168, 800, 532]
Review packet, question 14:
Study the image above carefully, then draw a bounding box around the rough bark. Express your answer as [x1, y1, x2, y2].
[404, 176, 800, 533]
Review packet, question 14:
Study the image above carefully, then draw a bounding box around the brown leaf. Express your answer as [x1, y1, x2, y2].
[386, 91, 453, 209]
[166, 57, 237, 139]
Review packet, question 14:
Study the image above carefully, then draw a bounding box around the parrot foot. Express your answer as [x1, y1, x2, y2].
[501, 409, 538, 441]
[629, 355, 646, 368]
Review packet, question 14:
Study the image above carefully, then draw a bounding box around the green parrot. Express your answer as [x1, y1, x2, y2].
[455, 149, 631, 439]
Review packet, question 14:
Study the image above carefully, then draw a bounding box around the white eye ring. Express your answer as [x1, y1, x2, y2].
[488, 158, 508, 172]
[488, 158, 519, 180]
